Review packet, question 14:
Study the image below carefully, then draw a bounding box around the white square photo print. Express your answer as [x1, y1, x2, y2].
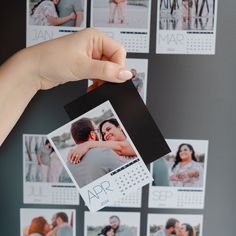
[48, 100, 152, 212]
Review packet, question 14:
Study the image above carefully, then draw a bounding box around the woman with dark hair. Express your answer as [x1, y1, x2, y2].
[30, 0, 75, 26]
[169, 143, 203, 187]
[178, 223, 194, 236]
[99, 118, 124, 141]
[67, 118, 136, 164]
[28, 216, 50, 236]
[97, 225, 115, 236]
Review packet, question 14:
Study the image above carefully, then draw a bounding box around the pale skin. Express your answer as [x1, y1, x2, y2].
[47, 12, 76, 26]
[0, 28, 132, 146]
[67, 139, 136, 164]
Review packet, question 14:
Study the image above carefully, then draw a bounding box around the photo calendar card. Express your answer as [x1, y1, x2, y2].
[85, 211, 140, 236]
[20, 208, 76, 236]
[147, 213, 203, 236]
[23, 134, 79, 205]
[26, 0, 87, 46]
[90, 0, 152, 53]
[48, 100, 152, 212]
[156, 0, 218, 54]
[149, 139, 208, 209]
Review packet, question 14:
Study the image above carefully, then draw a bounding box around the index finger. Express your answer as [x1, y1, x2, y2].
[100, 33, 127, 67]
[102, 36, 126, 67]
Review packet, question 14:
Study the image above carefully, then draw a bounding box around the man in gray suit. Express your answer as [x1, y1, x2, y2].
[67, 117, 124, 188]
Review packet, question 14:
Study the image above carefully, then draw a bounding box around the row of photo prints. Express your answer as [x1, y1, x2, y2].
[27, 0, 218, 54]
[23, 132, 208, 209]
[20, 209, 203, 236]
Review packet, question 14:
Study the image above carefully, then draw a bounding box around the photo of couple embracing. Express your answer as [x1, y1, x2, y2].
[29, 0, 84, 27]
[50, 101, 138, 189]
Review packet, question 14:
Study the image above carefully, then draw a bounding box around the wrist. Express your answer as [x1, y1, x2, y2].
[13, 48, 41, 93]
[89, 141, 96, 148]
[0, 48, 41, 95]
[0, 49, 40, 145]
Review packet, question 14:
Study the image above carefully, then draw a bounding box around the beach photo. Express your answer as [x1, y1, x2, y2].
[85, 211, 140, 236]
[23, 134, 72, 184]
[28, 0, 85, 27]
[158, 0, 216, 30]
[91, 0, 150, 29]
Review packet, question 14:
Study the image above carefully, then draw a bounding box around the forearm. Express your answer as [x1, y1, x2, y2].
[88, 140, 120, 150]
[0, 49, 39, 145]
[47, 16, 72, 26]
[90, 141, 135, 156]
[76, 11, 83, 27]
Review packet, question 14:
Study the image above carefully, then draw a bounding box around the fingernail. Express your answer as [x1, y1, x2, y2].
[118, 69, 132, 81]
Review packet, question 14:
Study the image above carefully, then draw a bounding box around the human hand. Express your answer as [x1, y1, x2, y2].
[23, 28, 132, 90]
[67, 143, 91, 164]
[0, 28, 132, 145]
[169, 174, 179, 181]
[169, 172, 187, 181]
[186, 170, 200, 178]
[70, 12, 76, 20]
[176, 172, 188, 180]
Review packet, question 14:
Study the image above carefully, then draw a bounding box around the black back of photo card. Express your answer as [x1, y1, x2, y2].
[64, 80, 170, 165]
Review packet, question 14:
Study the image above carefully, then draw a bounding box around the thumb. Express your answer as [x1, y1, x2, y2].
[88, 59, 132, 83]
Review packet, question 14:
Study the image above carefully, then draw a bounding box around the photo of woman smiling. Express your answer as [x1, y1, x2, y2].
[169, 143, 204, 187]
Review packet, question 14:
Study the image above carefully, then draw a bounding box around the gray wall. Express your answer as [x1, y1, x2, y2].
[0, 0, 235, 235]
